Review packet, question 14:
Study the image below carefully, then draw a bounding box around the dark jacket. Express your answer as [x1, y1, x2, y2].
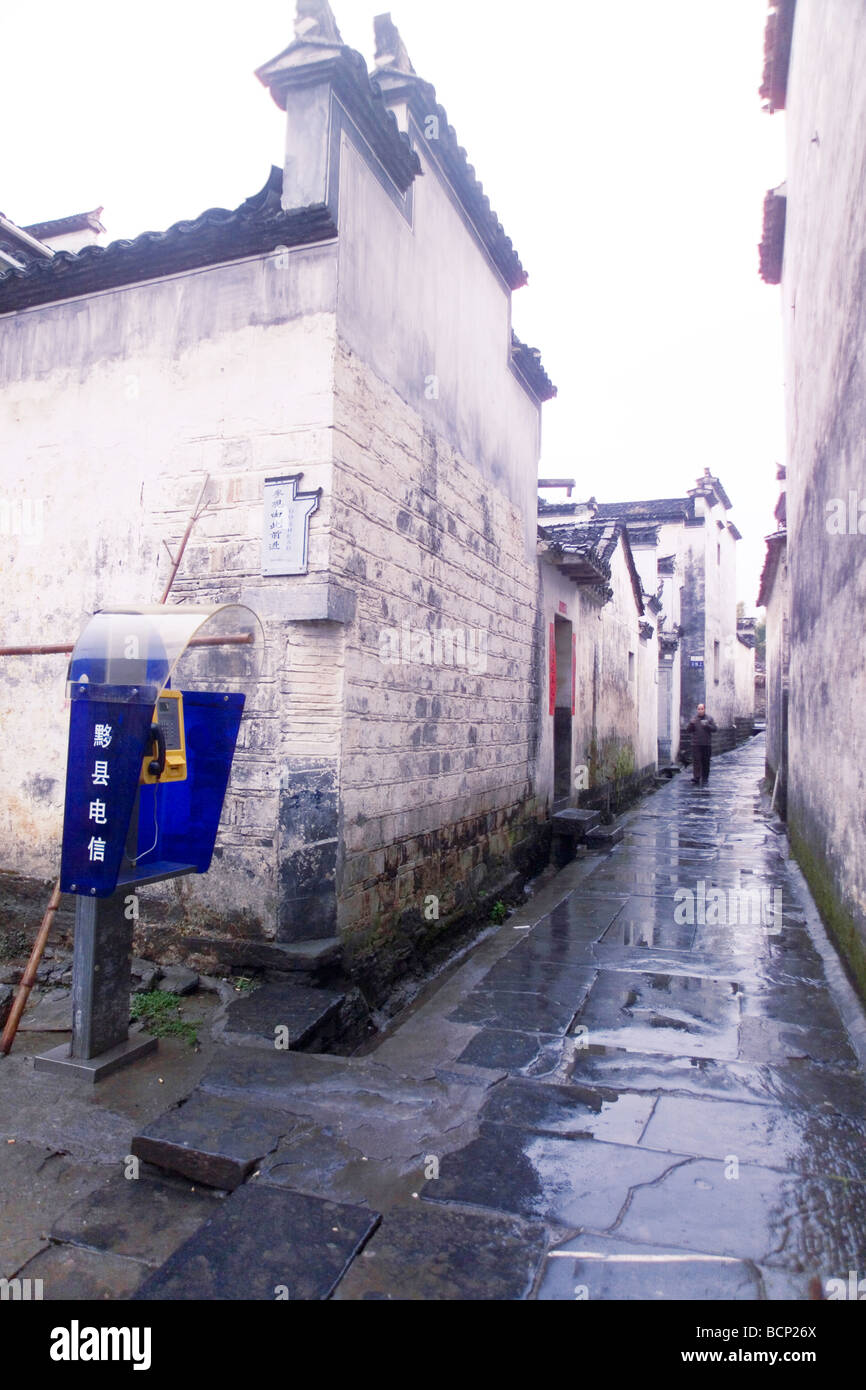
[687, 714, 717, 748]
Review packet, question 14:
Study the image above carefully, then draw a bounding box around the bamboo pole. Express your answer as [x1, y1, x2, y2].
[0, 634, 253, 658]
[0, 880, 62, 1055]
[159, 474, 211, 604]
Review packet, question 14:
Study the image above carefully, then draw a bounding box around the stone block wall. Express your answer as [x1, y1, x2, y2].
[329, 343, 545, 996]
[780, 0, 866, 995]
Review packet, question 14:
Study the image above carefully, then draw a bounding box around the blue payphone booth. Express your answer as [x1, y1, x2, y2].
[36, 604, 264, 1080]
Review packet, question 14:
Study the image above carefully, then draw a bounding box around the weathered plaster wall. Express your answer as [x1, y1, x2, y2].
[659, 504, 738, 733]
[711, 517, 740, 728]
[627, 538, 661, 770]
[0, 244, 342, 943]
[763, 551, 788, 781]
[636, 624, 659, 774]
[734, 638, 756, 723]
[657, 558, 682, 763]
[335, 132, 541, 552]
[573, 543, 646, 803]
[536, 562, 579, 807]
[781, 0, 866, 989]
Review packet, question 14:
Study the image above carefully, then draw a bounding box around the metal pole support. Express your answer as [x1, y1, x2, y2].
[34, 892, 157, 1082]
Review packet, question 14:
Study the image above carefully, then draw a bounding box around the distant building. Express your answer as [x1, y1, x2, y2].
[537, 518, 656, 812]
[0, 208, 104, 272]
[735, 615, 757, 747]
[757, 467, 788, 808]
[540, 469, 752, 766]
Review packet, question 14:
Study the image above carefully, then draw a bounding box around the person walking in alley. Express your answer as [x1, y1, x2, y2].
[687, 703, 717, 785]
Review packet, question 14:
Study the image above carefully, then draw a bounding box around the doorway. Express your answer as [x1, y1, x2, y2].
[658, 661, 672, 762]
[553, 616, 574, 808]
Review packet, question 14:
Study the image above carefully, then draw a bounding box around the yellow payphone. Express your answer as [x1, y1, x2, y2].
[140, 689, 187, 784]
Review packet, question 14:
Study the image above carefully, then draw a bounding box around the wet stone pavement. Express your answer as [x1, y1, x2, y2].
[9, 735, 866, 1300]
[437, 738, 866, 1299]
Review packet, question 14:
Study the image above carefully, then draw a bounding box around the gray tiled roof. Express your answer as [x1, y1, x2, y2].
[0, 169, 335, 313]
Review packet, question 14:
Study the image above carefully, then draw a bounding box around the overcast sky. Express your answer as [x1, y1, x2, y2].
[0, 0, 785, 609]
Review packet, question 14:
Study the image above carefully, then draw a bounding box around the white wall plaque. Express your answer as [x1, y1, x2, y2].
[261, 474, 322, 576]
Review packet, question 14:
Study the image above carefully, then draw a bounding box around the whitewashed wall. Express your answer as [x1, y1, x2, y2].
[0, 243, 339, 939]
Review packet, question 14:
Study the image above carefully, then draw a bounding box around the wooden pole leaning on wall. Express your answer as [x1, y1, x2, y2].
[0, 879, 62, 1055]
[0, 634, 253, 658]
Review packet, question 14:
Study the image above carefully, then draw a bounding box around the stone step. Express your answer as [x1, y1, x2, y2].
[584, 824, 624, 850]
[198, 1049, 349, 1112]
[131, 1091, 300, 1190]
[220, 980, 346, 1052]
[551, 808, 602, 839]
[183, 934, 342, 978]
[133, 1182, 380, 1300]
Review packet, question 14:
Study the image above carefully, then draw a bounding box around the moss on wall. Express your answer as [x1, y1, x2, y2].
[790, 824, 866, 1003]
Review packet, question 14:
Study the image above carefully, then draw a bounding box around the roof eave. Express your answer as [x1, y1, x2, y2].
[0, 169, 337, 315]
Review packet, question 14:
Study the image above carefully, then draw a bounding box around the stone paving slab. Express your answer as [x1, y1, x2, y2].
[449, 985, 585, 1034]
[16, 988, 72, 1031]
[456, 1027, 569, 1077]
[257, 1126, 424, 1211]
[331, 1205, 547, 1300]
[221, 981, 345, 1049]
[536, 1233, 766, 1301]
[425, 1130, 690, 1228]
[477, 955, 597, 998]
[640, 1094, 866, 1180]
[198, 1047, 349, 1106]
[502, 934, 598, 968]
[479, 1077, 654, 1144]
[617, 1155, 866, 1274]
[589, 944, 757, 979]
[50, 1171, 223, 1265]
[574, 968, 743, 1060]
[741, 980, 847, 1029]
[738, 1015, 859, 1068]
[14, 1243, 150, 1300]
[198, 1048, 485, 1165]
[133, 1184, 380, 1300]
[565, 1043, 866, 1114]
[132, 1092, 296, 1189]
[536, 894, 630, 935]
[600, 903, 696, 949]
[0, 1142, 112, 1279]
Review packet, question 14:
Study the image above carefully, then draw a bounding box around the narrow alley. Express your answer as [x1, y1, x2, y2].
[12, 735, 864, 1302]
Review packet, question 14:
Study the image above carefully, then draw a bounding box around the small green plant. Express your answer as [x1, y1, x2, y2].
[232, 976, 256, 993]
[490, 900, 507, 925]
[130, 989, 198, 1046]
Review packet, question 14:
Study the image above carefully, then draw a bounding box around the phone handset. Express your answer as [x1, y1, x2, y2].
[147, 722, 167, 779]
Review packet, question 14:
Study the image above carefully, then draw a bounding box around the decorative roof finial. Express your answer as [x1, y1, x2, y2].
[373, 12, 416, 74]
[294, 0, 343, 45]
